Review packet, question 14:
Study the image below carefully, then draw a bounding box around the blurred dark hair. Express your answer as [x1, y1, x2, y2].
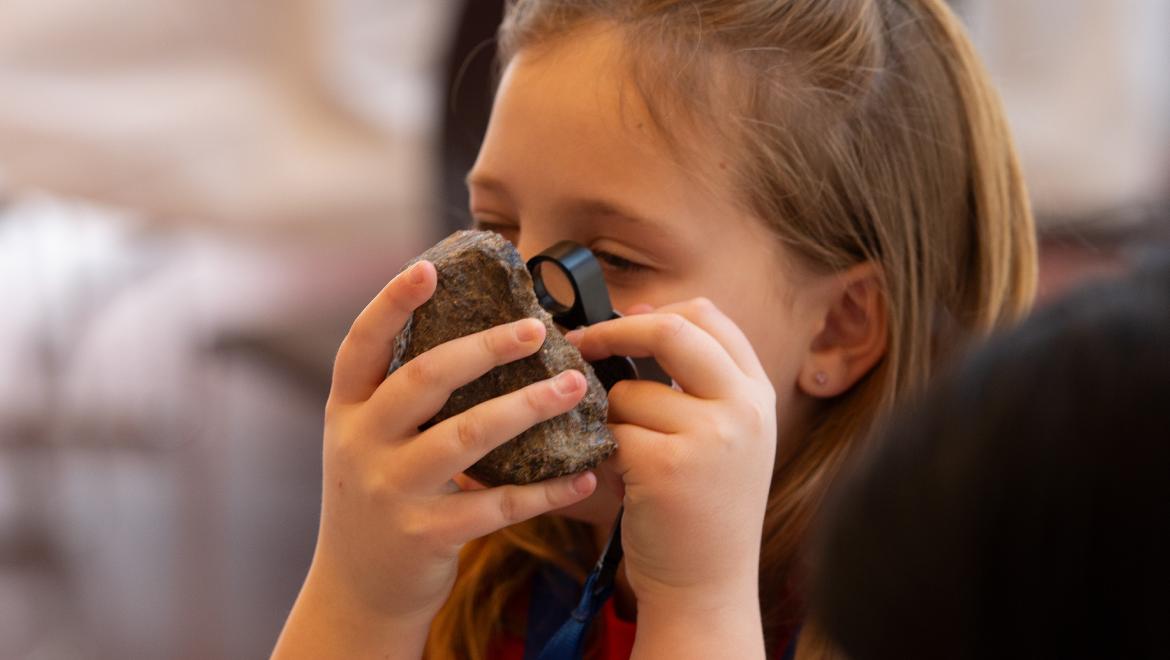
[810, 253, 1170, 660]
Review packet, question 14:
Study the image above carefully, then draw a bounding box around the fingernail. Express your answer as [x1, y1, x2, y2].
[409, 261, 427, 284]
[515, 319, 543, 342]
[563, 329, 584, 346]
[571, 471, 596, 494]
[553, 370, 583, 395]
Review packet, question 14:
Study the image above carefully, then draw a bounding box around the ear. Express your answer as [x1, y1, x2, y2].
[798, 262, 888, 398]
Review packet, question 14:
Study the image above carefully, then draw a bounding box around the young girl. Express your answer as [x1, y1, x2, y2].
[273, 1, 1036, 658]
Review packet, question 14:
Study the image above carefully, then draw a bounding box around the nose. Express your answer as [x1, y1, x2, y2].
[515, 232, 568, 265]
[514, 236, 543, 263]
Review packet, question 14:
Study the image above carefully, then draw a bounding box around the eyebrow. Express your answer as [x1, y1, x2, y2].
[565, 197, 667, 233]
[466, 173, 668, 233]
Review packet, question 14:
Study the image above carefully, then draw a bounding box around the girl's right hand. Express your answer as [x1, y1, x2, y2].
[275, 260, 597, 658]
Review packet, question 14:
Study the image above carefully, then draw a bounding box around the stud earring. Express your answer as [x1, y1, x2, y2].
[814, 372, 829, 387]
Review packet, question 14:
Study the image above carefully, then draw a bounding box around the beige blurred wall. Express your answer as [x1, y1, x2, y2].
[963, 0, 1170, 220]
[3, 0, 1166, 228]
[0, 3, 463, 659]
[0, 0, 460, 234]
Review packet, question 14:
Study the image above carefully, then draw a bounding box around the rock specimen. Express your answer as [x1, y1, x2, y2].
[390, 230, 616, 486]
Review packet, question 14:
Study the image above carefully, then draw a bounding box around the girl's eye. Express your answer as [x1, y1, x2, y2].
[471, 218, 648, 275]
[594, 250, 649, 274]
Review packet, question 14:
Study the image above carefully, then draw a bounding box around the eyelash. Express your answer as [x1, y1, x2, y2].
[471, 219, 650, 274]
[594, 250, 649, 273]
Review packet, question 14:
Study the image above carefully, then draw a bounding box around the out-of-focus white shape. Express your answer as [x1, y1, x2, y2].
[0, 0, 457, 231]
[0, 192, 148, 430]
[964, 0, 1170, 220]
[324, 0, 463, 137]
[0, 182, 423, 658]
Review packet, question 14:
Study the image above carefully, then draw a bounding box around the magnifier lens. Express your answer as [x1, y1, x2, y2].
[533, 261, 577, 312]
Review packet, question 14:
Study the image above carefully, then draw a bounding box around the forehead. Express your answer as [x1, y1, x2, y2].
[474, 26, 736, 214]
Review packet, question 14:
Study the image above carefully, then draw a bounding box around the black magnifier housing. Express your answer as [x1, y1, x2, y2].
[527, 241, 672, 391]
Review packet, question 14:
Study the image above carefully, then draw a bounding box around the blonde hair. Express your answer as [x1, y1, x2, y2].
[428, 1, 1036, 658]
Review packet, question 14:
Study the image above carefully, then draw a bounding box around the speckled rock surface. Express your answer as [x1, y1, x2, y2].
[390, 230, 616, 486]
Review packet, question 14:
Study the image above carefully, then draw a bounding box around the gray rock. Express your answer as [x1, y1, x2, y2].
[390, 230, 616, 486]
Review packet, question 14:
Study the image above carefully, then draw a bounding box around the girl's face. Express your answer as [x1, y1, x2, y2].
[468, 28, 830, 513]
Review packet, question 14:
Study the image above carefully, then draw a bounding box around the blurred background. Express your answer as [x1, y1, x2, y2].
[0, 1, 1166, 658]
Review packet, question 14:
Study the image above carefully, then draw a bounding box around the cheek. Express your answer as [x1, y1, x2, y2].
[714, 285, 812, 417]
[737, 309, 806, 393]
[609, 282, 683, 314]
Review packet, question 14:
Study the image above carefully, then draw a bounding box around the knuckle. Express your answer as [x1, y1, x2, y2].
[524, 383, 553, 415]
[744, 407, 767, 438]
[454, 414, 486, 453]
[325, 393, 361, 420]
[393, 497, 459, 553]
[325, 418, 364, 463]
[542, 483, 562, 510]
[699, 411, 735, 445]
[652, 442, 687, 480]
[653, 313, 689, 343]
[497, 488, 522, 525]
[362, 470, 394, 505]
[342, 314, 370, 342]
[687, 297, 719, 318]
[749, 397, 774, 433]
[399, 507, 436, 545]
[387, 278, 422, 311]
[403, 355, 439, 390]
[329, 432, 361, 465]
[543, 480, 578, 512]
[607, 379, 633, 402]
[335, 332, 365, 362]
[730, 397, 765, 434]
[759, 382, 778, 409]
[713, 416, 740, 445]
[480, 327, 508, 359]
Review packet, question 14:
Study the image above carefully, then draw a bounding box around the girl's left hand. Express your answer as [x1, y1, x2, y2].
[565, 298, 777, 618]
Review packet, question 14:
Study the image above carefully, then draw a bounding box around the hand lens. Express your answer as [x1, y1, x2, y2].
[527, 241, 671, 390]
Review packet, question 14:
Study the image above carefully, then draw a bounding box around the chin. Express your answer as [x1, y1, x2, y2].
[554, 461, 624, 526]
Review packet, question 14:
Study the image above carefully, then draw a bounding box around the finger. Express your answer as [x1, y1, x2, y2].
[452, 473, 486, 491]
[330, 260, 436, 405]
[553, 460, 625, 526]
[401, 370, 588, 489]
[605, 423, 679, 487]
[651, 298, 767, 380]
[623, 303, 655, 315]
[370, 318, 548, 432]
[606, 379, 696, 433]
[566, 313, 743, 399]
[437, 471, 597, 543]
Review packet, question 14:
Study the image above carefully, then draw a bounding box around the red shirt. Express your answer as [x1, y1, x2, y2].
[489, 597, 636, 660]
[488, 594, 799, 659]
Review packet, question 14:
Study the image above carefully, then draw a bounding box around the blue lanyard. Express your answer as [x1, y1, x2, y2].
[526, 509, 625, 660]
[523, 508, 802, 660]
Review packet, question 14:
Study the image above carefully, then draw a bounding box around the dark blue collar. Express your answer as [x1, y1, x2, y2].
[525, 509, 625, 660]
